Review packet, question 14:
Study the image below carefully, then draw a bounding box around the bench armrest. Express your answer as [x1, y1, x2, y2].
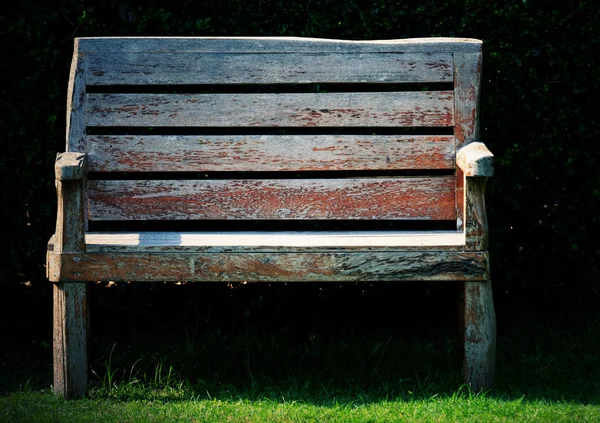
[458, 143, 492, 251]
[51, 153, 87, 258]
[55, 153, 87, 181]
[457, 142, 493, 177]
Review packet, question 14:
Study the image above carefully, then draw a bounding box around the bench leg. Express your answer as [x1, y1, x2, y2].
[463, 279, 496, 391]
[53, 282, 89, 398]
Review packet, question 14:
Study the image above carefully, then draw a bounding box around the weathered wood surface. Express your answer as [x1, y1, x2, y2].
[457, 142, 493, 177]
[464, 280, 496, 391]
[54, 171, 86, 254]
[52, 150, 89, 399]
[465, 177, 489, 251]
[87, 53, 453, 85]
[456, 169, 465, 231]
[78, 37, 483, 54]
[85, 231, 466, 252]
[53, 282, 88, 399]
[55, 153, 87, 181]
[88, 177, 457, 221]
[66, 41, 87, 152]
[453, 52, 481, 229]
[47, 250, 489, 282]
[87, 135, 456, 172]
[86, 92, 455, 127]
[453, 53, 481, 148]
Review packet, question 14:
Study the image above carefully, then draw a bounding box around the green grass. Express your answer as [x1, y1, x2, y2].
[2, 389, 600, 423]
[2, 318, 600, 423]
[1, 284, 599, 422]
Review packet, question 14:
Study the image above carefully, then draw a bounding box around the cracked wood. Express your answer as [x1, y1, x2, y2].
[87, 52, 453, 85]
[86, 135, 456, 172]
[86, 92, 454, 127]
[48, 251, 489, 282]
[77, 37, 483, 54]
[88, 177, 457, 221]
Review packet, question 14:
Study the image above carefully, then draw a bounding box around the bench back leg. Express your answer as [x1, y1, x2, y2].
[463, 279, 496, 391]
[53, 282, 89, 398]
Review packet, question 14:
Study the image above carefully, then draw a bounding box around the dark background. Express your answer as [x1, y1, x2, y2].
[1, 0, 598, 394]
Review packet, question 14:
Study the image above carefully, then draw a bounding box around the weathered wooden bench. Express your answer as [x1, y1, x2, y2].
[48, 36, 495, 398]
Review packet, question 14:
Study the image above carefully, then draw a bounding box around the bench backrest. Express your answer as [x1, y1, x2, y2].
[66, 37, 482, 229]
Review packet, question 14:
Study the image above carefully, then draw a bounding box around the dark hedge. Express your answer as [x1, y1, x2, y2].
[1, 1, 598, 302]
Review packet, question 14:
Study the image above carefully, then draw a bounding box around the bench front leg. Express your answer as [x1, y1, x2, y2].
[51, 152, 89, 398]
[464, 279, 496, 391]
[457, 142, 495, 390]
[53, 282, 89, 398]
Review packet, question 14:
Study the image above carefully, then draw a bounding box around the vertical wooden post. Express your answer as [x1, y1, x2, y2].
[464, 279, 496, 391]
[53, 283, 89, 398]
[52, 39, 90, 399]
[455, 48, 495, 389]
[462, 175, 495, 390]
[52, 152, 88, 398]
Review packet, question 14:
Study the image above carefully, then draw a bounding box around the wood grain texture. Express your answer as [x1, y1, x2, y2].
[54, 181, 86, 253]
[454, 52, 482, 229]
[53, 52, 90, 398]
[88, 177, 457, 221]
[66, 40, 87, 153]
[86, 135, 456, 172]
[465, 177, 489, 251]
[53, 283, 88, 399]
[47, 250, 489, 282]
[77, 37, 483, 54]
[464, 280, 496, 391]
[457, 142, 493, 177]
[86, 92, 455, 128]
[85, 231, 466, 252]
[87, 52, 453, 85]
[453, 53, 481, 147]
[456, 167, 465, 231]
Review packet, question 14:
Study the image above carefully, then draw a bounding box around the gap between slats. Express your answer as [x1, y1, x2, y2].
[87, 220, 459, 232]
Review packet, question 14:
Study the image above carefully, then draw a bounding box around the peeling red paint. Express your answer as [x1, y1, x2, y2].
[88, 178, 457, 221]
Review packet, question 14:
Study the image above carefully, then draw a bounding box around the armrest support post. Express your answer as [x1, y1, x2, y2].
[54, 153, 87, 253]
[457, 142, 493, 250]
[465, 176, 489, 251]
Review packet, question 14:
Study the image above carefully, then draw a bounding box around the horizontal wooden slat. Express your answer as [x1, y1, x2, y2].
[77, 37, 482, 54]
[86, 92, 454, 127]
[48, 250, 488, 282]
[86, 135, 456, 172]
[88, 177, 456, 221]
[87, 53, 453, 85]
[85, 231, 466, 252]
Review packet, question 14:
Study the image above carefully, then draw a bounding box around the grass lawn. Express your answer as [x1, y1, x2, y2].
[2, 390, 600, 422]
[1, 283, 599, 422]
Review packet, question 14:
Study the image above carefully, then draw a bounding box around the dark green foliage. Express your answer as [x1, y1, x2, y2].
[1, 0, 598, 303]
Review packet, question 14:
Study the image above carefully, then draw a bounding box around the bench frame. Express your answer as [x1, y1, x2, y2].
[48, 37, 495, 398]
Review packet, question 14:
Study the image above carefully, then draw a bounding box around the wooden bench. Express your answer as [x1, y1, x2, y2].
[47, 37, 495, 398]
